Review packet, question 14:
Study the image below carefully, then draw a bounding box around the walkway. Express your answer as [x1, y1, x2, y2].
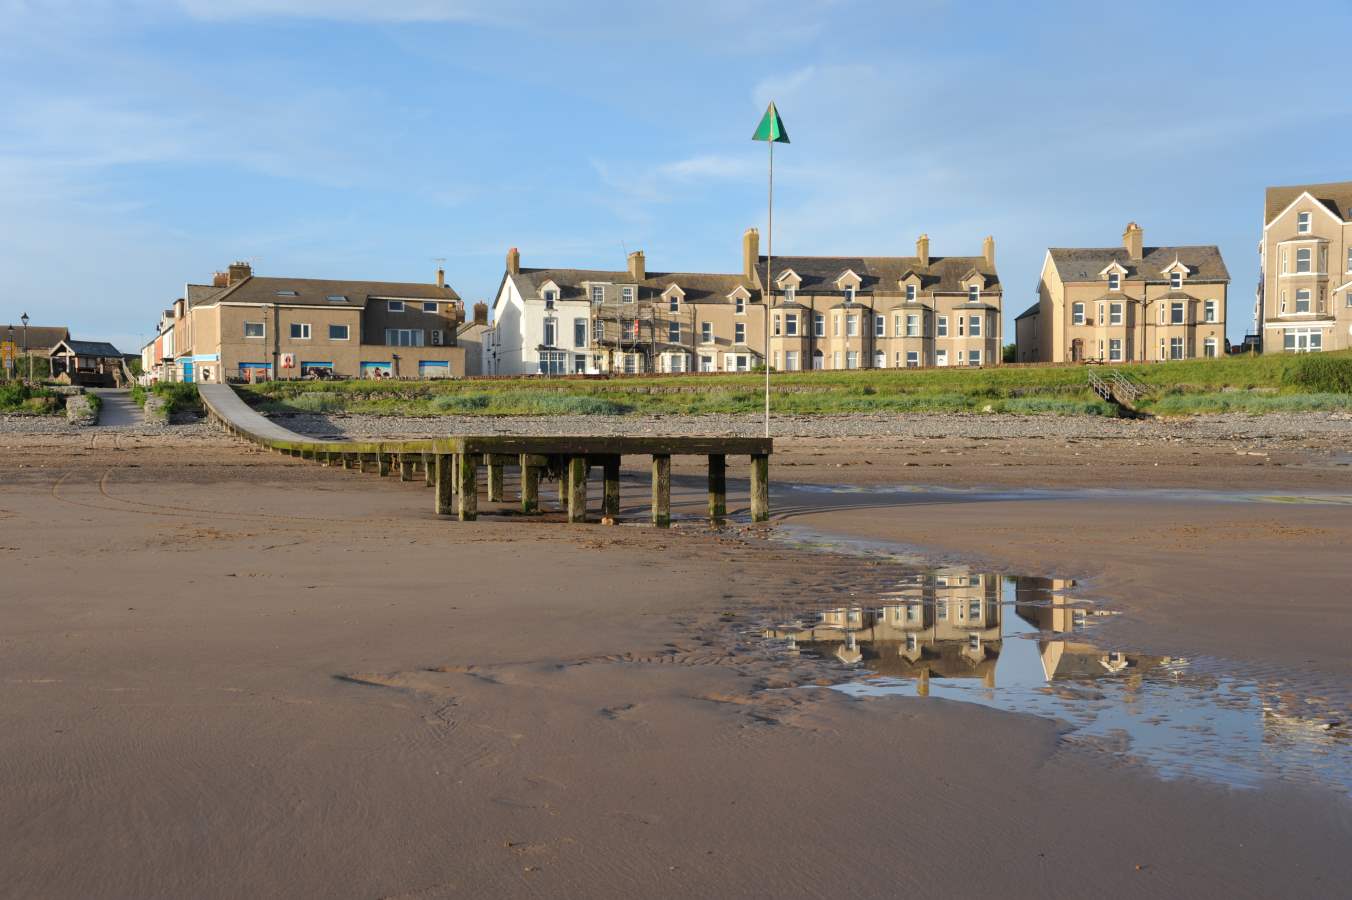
[89, 388, 141, 427]
[196, 383, 310, 442]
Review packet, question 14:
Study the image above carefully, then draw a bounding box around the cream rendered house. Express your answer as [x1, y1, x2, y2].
[1016, 223, 1229, 363]
[1258, 181, 1352, 353]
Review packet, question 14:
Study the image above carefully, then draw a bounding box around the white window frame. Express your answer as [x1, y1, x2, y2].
[385, 328, 425, 347]
[968, 348, 982, 367]
[591, 285, 604, 303]
[422, 301, 438, 313]
[243, 321, 265, 338]
[542, 317, 557, 347]
[907, 314, 920, 337]
[1295, 289, 1312, 313]
[906, 284, 917, 302]
[1170, 271, 1183, 289]
[735, 322, 746, 344]
[1203, 337, 1217, 358]
[1170, 336, 1185, 360]
[872, 349, 885, 369]
[668, 295, 679, 313]
[1108, 272, 1120, 291]
[1297, 211, 1312, 234]
[621, 286, 635, 303]
[845, 350, 859, 370]
[968, 284, 980, 303]
[785, 314, 798, 336]
[701, 321, 713, 344]
[1108, 338, 1122, 362]
[735, 296, 746, 314]
[784, 350, 799, 371]
[1071, 303, 1085, 326]
[844, 287, 856, 303]
[668, 322, 680, 343]
[290, 322, 312, 340]
[1170, 301, 1185, 324]
[328, 324, 350, 341]
[1109, 303, 1123, 326]
[846, 314, 859, 338]
[1204, 300, 1217, 323]
[814, 314, 825, 337]
[1296, 248, 1313, 273]
[573, 318, 588, 348]
[906, 350, 919, 368]
[387, 300, 405, 313]
[937, 315, 948, 337]
[874, 315, 885, 338]
[969, 315, 982, 337]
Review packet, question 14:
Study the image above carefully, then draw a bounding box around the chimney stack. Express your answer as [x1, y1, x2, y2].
[227, 261, 252, 286]
[473, 302, 488, 326]
[916, 234, 930, 267]
[436, 266, 445, 289]
[506, 247, 520, 276]
[627, 249, 646, 281]
[982, 235, 996, 269]
[1123, 222, 1144, 261]
[212, 271, 229, 288]
[743, 227, 760, 282]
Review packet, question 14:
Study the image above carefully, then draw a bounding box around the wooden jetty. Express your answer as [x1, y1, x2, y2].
[197, 384, 770, 525]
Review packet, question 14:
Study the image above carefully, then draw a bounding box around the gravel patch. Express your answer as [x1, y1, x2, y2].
[0, 414, 218, 438]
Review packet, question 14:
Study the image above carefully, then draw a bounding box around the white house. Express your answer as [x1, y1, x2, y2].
[487, 247, 600, 376]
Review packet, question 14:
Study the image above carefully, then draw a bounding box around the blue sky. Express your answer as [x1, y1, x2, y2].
[3, 0, 1350, 354]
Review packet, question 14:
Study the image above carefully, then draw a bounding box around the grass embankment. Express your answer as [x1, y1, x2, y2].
[131, 382, 202, 416]
[233, 353, 1352, 418]
[0, 382, 61, 415]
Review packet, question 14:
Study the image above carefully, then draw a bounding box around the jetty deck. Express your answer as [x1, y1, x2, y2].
[197, 384, 771, 525]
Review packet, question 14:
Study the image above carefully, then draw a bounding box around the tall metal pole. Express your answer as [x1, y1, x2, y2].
[764, 139, 773, 439]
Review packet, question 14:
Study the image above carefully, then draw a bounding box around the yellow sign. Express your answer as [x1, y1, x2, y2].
[0, 341, 15, 368]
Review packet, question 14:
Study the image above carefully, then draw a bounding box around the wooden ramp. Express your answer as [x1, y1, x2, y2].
[197, 383, 771, 526]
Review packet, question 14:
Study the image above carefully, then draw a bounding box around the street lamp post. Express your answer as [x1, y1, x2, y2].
[20, 312, 29, 382]
[5, 324, 12, 381]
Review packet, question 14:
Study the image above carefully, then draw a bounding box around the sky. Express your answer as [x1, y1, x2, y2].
[2, 0, 1350, 355]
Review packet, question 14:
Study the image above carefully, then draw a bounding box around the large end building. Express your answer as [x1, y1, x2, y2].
[1017, 223, 1229, 363]
[1258, 181, 1352, 353]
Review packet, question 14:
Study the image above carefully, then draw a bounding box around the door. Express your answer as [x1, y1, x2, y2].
[935, 349, 948, 367]
[1070, 338, 1084, 362]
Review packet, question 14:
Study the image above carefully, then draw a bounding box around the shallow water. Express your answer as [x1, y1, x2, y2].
[762, 527, 1351, 794]
[781, 481, 1352, 506]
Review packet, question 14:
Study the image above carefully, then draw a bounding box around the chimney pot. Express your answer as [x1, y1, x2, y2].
[473, 301, 489, 326]
[506, 247, 520, 276]
[227, 261, 252, 286]
[627, 249, 646, 281]
[916, 234, 931, 267]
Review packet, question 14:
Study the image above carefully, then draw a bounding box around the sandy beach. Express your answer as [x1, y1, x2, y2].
[2, 414, 1350, 898]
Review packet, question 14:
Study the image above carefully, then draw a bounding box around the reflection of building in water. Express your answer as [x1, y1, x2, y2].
[766, 568, 1003, 683]
[1012, 576, 1168, 682]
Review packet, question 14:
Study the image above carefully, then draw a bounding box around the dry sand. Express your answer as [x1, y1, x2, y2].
[2, 422, 1350, 898]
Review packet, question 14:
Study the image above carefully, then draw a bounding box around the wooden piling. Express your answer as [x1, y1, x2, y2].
[422, 453, 434, 487]
[750, 453, 769, 523]
[399, 455, 415, 482]
[342, 453, 355, 470]
[602, 456, 621, 523]
[487, 455, 504, 502]
[708, 453, 726, 521]
[651, 454, 671, 528]
[457, 452, 478, 521]
[378, 453, 391, 477]
[568, 456, 588, 523]
[434, 454, 453, 516]
[520, 454, 539, 514]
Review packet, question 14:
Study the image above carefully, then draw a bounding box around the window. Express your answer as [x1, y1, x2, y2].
[1204, 300, 1217, 323]
[734, 354, 749, 372]
[591, 285, 604, 303]
[814, 314, 825, 337]
[574, 354, 587, 373]
[785, 314, 798, 336]
[968, 284, 980, 303]
[906, 284, 917, 302]
[621, 286, 634, 303]
[1108, 272, 1120, 291]
[812, 350, 824, 370]
[832, 314, 841, 337]
[1170, 271, 1183, 289]
[1346, 247, 1352, 273]
[1072, 303, 1085, 325]
[846, 350, 859, 369]
[243, 321, 265, 338]
[538, 351, 567, 376]
[290, 323, 311, 339]
[906, 350, 919, 368]
[276, 290, 298, 297]
[785, 350, 799, 371]
[969, 315, 982, 337]
[937, 315, 948, 337]
[1106, 303, 1121, 326]
[542, 318, 557, 346]
[668, 295, 679, 313]
[1109, 338, 1122, 362]
[735, 296, 746, 314]
[785, 286, 796, 303]
[1284, 328, 1323, 353]
[1296, 248, 1312, 273]
[1203, 337, 1217, 358]
[423, 301, 438, 313]
[592, 319, 605, 343]
[958, 316, 965, 336]
[1098, 302, 1105, 326]
[875, 315, 885, 338]
[574, 318, 587, 348]
[1170, 336, 1185, 360]
[1170, 302, 1185, 324]
[1297, 211, 1312, 233]
[846, 315, 859, 337]
[773, 314, 782, 337]
[623, 354, 637, 374]
[1295, 289, 1311, 313]
[385, 328, 425, 347]
[326, 295, 348, 304]
[668, 353, 686, 373]
[668, 322, 680, 343]
[328, 324, 349, 341]
[873, 349, 885, 368]
[700, 355, 714, 372]
[701, 321, 713, 343]
[735, 322, 746, 343]
[968, 348, 982, 367]
[844, 287, 855, 303]
[906, 314, 920, 337]
[543, 289, 558, 305]
[935, 349, 948, 366]
[387, 300, 405, 312]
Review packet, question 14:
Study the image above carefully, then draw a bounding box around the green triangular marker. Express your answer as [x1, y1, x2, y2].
[752, 102, 790, 143]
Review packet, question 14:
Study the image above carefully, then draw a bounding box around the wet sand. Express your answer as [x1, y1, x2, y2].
[2, 426, 1351, 897]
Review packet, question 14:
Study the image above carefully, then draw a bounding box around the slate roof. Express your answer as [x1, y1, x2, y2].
[1265, 181, 1352, 225]
[186, 284, 228, 307]
[509, 268, 756, 304]
[197, 275, 461, 307]
[1, 325, 68, 352]
[55, 339, 123, 358]
[1014, 302, 1040, 321]
[764, 254, 1000, 294]
[1048, 246, 1230, 283]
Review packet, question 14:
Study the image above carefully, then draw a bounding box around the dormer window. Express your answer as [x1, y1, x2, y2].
[388, 300, 405, 312]
[844, 287, 855, 303]
[968, 285, 980, 303]
[1297, 211, 1312, 234]
[668, 294, 679, 313]
[1170, 271, 1183, 289]
[621, 286, 635, 303]
[1108, 272, 1120, 291]
[785, 286, 796, 303]
[906, 284, 917, 302]
[735, 296, 746, 314]
[543, 289, 557, 308]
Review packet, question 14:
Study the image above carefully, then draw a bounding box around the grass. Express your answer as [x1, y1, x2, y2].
[132, 382, 202, 415]
[232, 351, 1352, 418]
[0, 381, 61, 415]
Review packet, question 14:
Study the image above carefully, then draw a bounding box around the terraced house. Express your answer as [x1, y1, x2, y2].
[168, 262, 466, 382]
[761, 231, 1004, 370]
[1258, 181, 1352, 353]
[488, 246, 763, 375]
[1016, 223, 1229, 363]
